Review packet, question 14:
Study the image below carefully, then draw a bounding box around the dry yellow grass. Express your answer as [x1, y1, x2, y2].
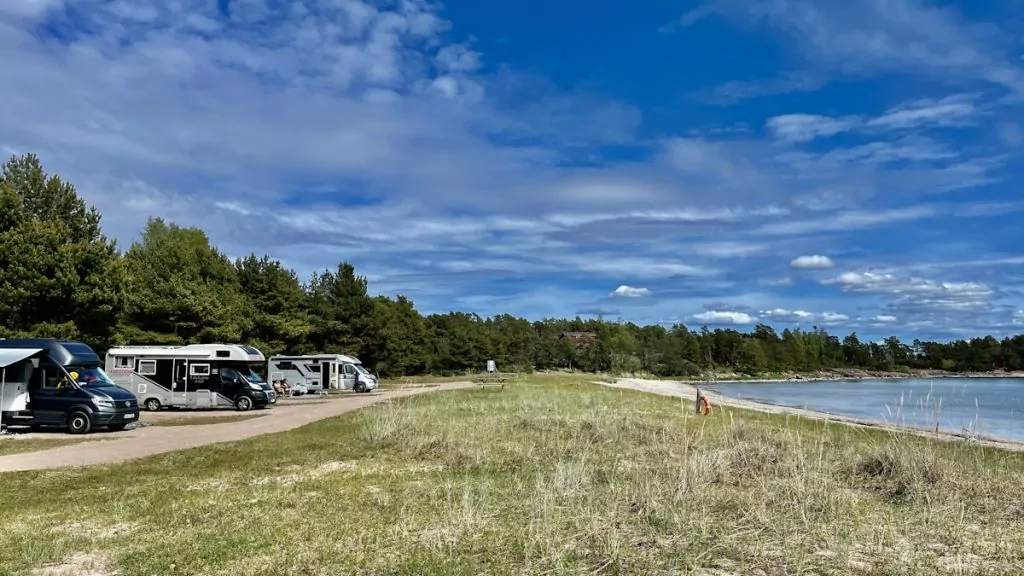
[1, 375, 1023, 575]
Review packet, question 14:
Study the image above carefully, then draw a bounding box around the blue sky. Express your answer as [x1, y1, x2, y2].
[2, 0, 1023, 341]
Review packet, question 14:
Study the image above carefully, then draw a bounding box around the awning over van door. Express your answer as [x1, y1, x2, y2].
[0, 348, 44, 368]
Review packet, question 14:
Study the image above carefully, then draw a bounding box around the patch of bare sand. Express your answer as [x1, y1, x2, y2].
[31, 552, 114, 576]
[599, 378, 1024, 453]
[184, 460, 447, 491]
[49, 521, 137, 539]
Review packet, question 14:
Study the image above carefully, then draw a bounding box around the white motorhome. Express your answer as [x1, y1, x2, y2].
[105, 344, 277, 411]
[267, 354, 377, 393]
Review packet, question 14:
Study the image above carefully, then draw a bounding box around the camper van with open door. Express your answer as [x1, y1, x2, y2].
[105, 343, 276, 411]
[0, 339, 139, 434]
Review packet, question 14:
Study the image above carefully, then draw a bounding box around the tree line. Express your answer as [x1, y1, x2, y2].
[2, 153, 1023, 377]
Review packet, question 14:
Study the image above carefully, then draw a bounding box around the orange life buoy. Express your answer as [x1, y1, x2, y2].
[698, 395, 712, 416]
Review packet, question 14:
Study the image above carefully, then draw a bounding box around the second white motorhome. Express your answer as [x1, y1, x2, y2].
[267, 354, 377, 393]
[105, 343, 276, 411]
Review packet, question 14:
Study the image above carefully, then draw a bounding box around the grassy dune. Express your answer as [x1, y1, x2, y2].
[2, 375, 1023, 575]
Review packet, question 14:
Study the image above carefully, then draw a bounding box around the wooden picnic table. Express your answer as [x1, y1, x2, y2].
[473, 372, 518, 390]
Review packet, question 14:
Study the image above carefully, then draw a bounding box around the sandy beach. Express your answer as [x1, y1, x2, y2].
[600, 377, 1024, 453]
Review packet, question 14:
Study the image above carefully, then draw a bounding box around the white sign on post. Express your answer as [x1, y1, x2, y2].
[486, 360, 496, 373]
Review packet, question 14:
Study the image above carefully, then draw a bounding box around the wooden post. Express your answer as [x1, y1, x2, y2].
[695, 387, 702, 415]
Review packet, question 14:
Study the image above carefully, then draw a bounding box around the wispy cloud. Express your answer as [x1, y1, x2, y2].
[765, 94, 984, 143]
[674, 0, 1024, 94]
[1, 0, 1021, 340]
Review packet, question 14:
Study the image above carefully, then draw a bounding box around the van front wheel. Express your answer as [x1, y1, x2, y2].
[67, 411, 92, 435]
[235, 395, 253, 411]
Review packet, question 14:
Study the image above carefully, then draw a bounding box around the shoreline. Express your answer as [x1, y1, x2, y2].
[599, 377, 1024, 453]
[660, 371, 1024, 384]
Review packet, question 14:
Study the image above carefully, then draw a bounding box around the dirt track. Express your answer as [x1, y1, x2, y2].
[0, 382, 472, 473]
[600, 378, 1024, 453]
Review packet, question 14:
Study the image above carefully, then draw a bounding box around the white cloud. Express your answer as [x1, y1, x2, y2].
[823, 271, 994, 311]
[0, 0, 62, 18]
[435, 44, 483, 73]
[759, 308, 848, 325]
[610, 285, 651, 298]
[790, 255, 835, 269]
[765, 114, 859, 142]
[692, 310, 757, 325]
[872, 314, 898, 323]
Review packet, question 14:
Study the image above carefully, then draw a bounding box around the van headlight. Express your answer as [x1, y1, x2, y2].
[248, 382, 263, 390]
[93, 399, 114, 409]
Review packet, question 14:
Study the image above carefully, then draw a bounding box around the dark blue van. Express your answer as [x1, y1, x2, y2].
[0, 339, 140, 434]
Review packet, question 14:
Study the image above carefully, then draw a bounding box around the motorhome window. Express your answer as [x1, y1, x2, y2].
[138, 360, 157, 375]
[343, 364, 355, 375]
[216, 350, 230, 358]
[305, 364, 321, 373]
[354, 364, 369, 375]
[114, 356, 133, 368]
[277, 361, 294, 370]
[191, 364, 211, 376]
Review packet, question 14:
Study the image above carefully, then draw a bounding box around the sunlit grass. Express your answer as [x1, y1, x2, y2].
[1, 375, 1022, 575]
[0, 437, 91, 456]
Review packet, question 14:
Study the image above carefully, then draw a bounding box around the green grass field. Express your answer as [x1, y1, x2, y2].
[1, 375, 1023, 575]
[0, 437, 91, 457]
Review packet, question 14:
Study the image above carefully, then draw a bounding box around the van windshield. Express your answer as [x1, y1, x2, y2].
[244, 366, 265, 383]
[353, 364, 370, 375]
[67, 366, 116, 388]
[224, 363, 265, 384]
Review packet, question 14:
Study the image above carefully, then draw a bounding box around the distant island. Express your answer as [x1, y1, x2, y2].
[664, 367, 1024, 383]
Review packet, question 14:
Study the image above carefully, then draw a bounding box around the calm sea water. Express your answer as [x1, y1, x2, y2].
[705, 378, 1024, 441]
